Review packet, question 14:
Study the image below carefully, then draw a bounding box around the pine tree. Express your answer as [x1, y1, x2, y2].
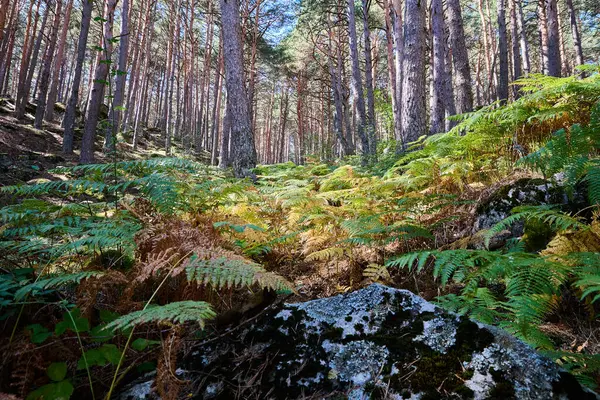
[219, 0, 257, 177]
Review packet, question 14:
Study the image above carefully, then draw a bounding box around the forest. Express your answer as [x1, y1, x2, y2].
[0, 0, 600, 397]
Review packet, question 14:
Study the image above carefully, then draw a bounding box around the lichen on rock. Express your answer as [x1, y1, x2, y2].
[119, 284, 598, 399]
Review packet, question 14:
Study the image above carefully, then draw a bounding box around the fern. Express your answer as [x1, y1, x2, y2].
[572, 253, 600, 304]
[14, 271, 105, 301]
[386, 251, 433, 273]
[185, 256, 291, 291]
[103, 301, 216, 332]
[484, 205, 588, 248]
[388, 247, 576, 348]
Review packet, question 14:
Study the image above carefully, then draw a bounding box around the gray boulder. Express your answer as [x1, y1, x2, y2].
[121, 284, 597, 399]
[473, 178, 588, 235]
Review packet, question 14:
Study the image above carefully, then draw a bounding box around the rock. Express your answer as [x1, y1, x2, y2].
[473, 178, 587, 235]
[120, 284, 597, 399]
[119, 373, 157, 400]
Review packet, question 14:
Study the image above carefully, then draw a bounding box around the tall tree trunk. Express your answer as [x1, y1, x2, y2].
[497, 0, 509, 102]
[544, 0, 561, 76]
[34, 0, 62, 129]
[347, 0, 369, 164]
[477, 0, 492, 102]
[132, 0, 154, 148]
[196, 0, 214, 153]
[431, 0, 447, 134]
[515, 0, 531, 74]
[383, 0, 400, 144]
[80, 0, 118, 164]
[0, 0, 19, 94]
[446, 0, 473, 114]
[45, 0, 73, 122]
[13, 0, 38, 108]
[219, 95, 232, 168]
[219, 0, 256, 177]
[296, 72, 306, 163]
[15, 1, 47, 119]
[0, 0, 10, 44]
[248, 0, 261, 134]
[538, 0, 550, 74]
[328, 32, 349, 157]
[278, 85, 290, 163]
[211, 43, 224, 166]
[62, 0, 92, 154]
[565, 0, 583, 68]
[510, 0, 523, 99]
[443, 29, 457, 131]
[401, 0, 427, 143]
[326, 15, 353, 157]
[391, 0, 404, 151]
[361, 0, 377, 158]
[165, 0, 180, 155]
[556, 2, 569, 75]
[105, 0, 129, 152]
[123, 0, 147, 132]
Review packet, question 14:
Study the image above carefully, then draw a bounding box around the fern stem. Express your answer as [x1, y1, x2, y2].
[104, 251, 193, 400]
[64, 304, 96, 400]
[9, 260, 53, 345]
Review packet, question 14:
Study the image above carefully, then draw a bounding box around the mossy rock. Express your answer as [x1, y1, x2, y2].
[119, 284, 598, 399]
[473, 178, 588, 236]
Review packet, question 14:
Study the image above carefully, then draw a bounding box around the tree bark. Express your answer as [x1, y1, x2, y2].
[62, 0, 92, 154]
[510, 0, 522, 99]
[80, 0, 118, 164]
[515, 0, 531, 75]
[544, 0, 561, 76]
[391, 0, 404, 151]
[361, 0, 377, 158]
[15, 1, 47, 120]
[219, 95, 232, 168]
[0, 0, 20, 94]
[477, 0, 493, 102]
[430, 0, 448, 134]
[45, 0, 73, 122]
[347, 0, 369, 164]
[565, 0, 583, 68]
[383, 0, 399, 142]
[497, 0, 509, 103]
[445, 0, 473, 114]
[34, 0, 62, 129]
[105, 0, 130, 152]
[0, 0, 10, 44]
[164, 0, 180, 155]
[219, 0, 256, 177]
[401, 0, 427, 143]
[211, 43, 224, 166]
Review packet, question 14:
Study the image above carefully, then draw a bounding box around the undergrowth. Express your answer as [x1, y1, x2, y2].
[1, 72, 600, 398]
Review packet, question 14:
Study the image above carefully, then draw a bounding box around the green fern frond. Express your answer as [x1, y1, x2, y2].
[386, 251, 433, 272]
[14, 271, 105, 301]
[583, 159, 600, 205]
[185, 256, 291, 291]
[103, 301, 216, 332]
[484, 205, 587, 247]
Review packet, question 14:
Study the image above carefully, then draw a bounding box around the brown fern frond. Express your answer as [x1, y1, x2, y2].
[77, 270, 128, 318]
[8, 340, 44, 398]
[155, 329, 185, 400]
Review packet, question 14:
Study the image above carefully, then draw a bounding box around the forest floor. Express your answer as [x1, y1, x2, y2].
[1, 87, 600, 396]
[0, 99, 200, 187]
[1, 108, 599, 363]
